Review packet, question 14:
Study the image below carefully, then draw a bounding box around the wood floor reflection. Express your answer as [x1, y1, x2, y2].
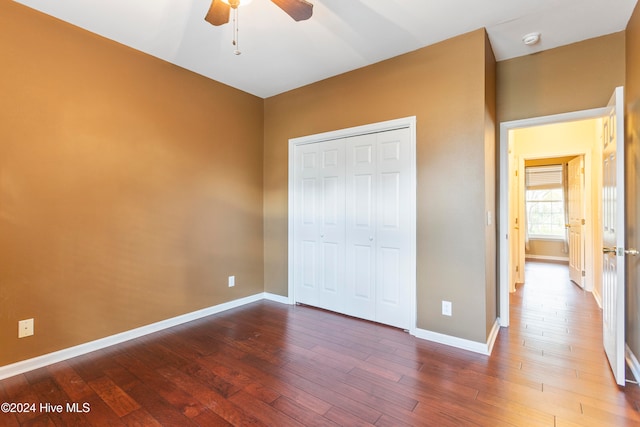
[1, 261, 639, 425]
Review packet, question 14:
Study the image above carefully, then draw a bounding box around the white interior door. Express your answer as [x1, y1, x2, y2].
[508, 146, 520, 291]
[293, 141, 345, 313]
[567, 156, 585, 287]
[602, 86, 625, 386]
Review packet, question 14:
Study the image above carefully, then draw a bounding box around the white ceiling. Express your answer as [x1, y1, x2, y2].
[14, 0, 638, 98]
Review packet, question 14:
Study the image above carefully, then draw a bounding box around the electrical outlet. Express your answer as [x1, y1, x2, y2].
[442, 301, 452, 317]
[18, 318, 34, 338]
[228, 275, 235, 287]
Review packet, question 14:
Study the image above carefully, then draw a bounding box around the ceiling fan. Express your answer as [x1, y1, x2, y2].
[205, 0, 313, 27]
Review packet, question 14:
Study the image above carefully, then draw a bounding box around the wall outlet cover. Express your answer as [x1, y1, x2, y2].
[442, 301, 452, 317]
[18, 318, 34, 338]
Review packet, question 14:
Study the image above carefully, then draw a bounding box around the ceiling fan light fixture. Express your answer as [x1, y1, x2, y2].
[522, 32, 541, 46]
[220, 0, 253, 7]
[205, 0, 314, 55]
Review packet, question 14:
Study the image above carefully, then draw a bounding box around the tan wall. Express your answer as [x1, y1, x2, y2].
[626, 3, 640, 359]
[484, 32, 498, 336]
[264, 29, 497, 343]
[0, 3, 265, 366]
[497, 32, 626, 123]
[525, 240, 568, 259]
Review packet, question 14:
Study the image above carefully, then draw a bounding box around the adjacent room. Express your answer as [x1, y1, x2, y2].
[2, 0, 640, 425]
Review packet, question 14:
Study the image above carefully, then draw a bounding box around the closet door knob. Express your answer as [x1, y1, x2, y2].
[369, 236, 374, 241]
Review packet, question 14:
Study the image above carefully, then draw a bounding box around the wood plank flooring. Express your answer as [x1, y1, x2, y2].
[2, 261, 640, 426]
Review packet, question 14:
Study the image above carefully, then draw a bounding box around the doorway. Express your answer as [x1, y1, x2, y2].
[499, 108, 607, 327]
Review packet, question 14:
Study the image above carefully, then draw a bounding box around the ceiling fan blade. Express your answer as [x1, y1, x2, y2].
[271, 0, 313, 22]
[205, 0, 230, 26]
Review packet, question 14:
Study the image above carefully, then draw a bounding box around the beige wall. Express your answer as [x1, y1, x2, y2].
[264, 29, 497, 343]
[0, 2, 265, 366]
[525, 240, 567, 260]
[626, 2, 640, 360]
[484, 33, 498, 336]
[497, 32, 626, 123]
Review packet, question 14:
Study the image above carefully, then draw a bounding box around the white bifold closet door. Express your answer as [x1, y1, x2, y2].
[294, 139, 346, 315]
[293, 127, 412, 329]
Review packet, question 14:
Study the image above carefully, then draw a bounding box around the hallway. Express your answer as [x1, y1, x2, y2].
[494, 260, 640, 425]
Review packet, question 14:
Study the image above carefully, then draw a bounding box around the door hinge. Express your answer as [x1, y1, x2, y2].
[516, 265, 519, 273]
[581, 219, 585, 225]
[515, 170, 518, 177]
[582, 270, 586, 277]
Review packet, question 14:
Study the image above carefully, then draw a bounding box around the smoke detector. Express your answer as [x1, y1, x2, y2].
[522, 32, 541, 46]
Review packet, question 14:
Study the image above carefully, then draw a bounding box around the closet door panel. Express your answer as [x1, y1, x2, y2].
[345, 134, 377, 320]
[317, 142, 346, 312]
[379, 247, 401, 304]
[375, 129, 412, 329]
[294, 146, 321, 305]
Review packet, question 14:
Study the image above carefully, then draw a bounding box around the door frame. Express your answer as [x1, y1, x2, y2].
[499, 108, 607, 327]
[515, 152, 589, 288]
[287, 116, 417, 333]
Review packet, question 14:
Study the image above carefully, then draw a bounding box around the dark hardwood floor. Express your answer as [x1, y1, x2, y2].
[2, 261, 640, 426]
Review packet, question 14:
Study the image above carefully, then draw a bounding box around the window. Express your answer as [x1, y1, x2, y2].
[525, 165, 565, 239]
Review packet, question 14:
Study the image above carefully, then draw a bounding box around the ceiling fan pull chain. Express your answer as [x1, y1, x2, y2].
[232, 7, 241, 55]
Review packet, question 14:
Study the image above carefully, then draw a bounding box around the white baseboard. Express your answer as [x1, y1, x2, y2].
[486, 319, 501, 355]
[413, 319, 501, 356]
[263, 292, 291, 305]
[626, 345, 640, 385]
[592, 289, 603, 309]
[0, 293, 270, 381]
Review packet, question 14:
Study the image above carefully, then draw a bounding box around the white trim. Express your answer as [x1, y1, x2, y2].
[413, 319, 501, 356]
[593, 289, 603, 309]
[626, 345, 640, 384]
[486, 319, 501, 355]
[499, 107, 607, 327]
[288, 116, 417, 333]
[288, 117, 415, 146]
[263, 292, 291, 305]
[525, 255, 569, 262]
[0, 293, 266, 381]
